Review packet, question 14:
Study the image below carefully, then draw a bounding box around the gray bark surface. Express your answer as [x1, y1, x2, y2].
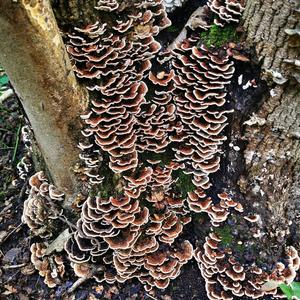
[240, 0, 300, 244]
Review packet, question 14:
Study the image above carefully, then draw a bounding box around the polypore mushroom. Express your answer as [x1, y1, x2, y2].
[163, 0, 187, 13]
[22, 172, 64, 237]
[30, 243, 65, 288]
[171, 38, 235, 189]
[207, 0, 246, 26]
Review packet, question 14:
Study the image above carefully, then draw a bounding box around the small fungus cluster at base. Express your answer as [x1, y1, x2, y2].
[195, 234, 300, 299]
[22, 171, 64, 238]
[30, 242, 65, 288]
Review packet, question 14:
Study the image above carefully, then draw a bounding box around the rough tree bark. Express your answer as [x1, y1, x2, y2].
[239, 0, 300, 248]
[0, 0, 88, 198]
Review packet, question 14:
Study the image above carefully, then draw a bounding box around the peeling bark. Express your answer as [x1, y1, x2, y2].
[240, 0, 300, 246]
[0, 0, 88, 198]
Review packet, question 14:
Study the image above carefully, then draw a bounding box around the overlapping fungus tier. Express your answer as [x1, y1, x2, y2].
[195, 234, 300, 300]
[30, 242, 65, 288]
[171, 38, 235, 190]
[187, 189, 244, 225]
[65, 193, 193, 291]
[63, 0, 293, 295]
[67, 0, 170, 182]
[22, 171, 64, 238]
[136, 50, 177, 153]
[207, 0, 245, 26]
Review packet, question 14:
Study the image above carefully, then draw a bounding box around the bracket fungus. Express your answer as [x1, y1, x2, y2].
[163, 0, 187, 13]
[30, 242, 65, 288]
[207, 0, 245, 26]
[22, 171, 64, 238]
[171, 39, 235, 189]
[195, 238, 300, 300]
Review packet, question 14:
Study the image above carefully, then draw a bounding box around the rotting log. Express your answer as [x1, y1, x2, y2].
[239, 0, 300, 250]
[0, 0, 88, 199]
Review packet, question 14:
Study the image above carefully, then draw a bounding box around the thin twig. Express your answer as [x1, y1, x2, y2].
[67, 266, 104, 294]
[0, 128, 12, 132]
[3, 270, 20, 284]
[146, 293, 159, 300]
[0, 203, 13, 216]
[0, 223, 23, 245]
[12, 124, 21, 163]
[67, 277, 88, 294]
[2, 263, 27, 269]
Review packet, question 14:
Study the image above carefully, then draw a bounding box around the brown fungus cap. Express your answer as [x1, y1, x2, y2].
[30, 243, 65, 288]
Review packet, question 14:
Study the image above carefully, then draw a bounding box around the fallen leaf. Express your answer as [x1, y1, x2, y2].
[261, 280, 282, 292]
[21, 263, 36, 275]
[3, 284, 17, 295]
[232, 53, 250, 62]
[45, 228, 70, 255]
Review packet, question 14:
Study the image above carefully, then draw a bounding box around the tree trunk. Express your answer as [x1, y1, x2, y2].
[0, 0, 89, 198]
[239, 0, 300, 246]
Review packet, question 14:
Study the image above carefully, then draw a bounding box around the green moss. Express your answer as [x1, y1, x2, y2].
[173, 170, 196, 198]
[199, 24, 239, 48]
[214, 225, 233, 246]
[166, 25, 180, 33]
[214, 224, 247, 255]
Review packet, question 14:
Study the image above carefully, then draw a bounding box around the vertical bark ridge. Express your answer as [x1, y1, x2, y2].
[239, 0, 300, 246]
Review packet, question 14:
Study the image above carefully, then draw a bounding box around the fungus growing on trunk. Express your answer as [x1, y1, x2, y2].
[207, 0, 245, 26]
[163, 0, 187, 13]
[171, 39, 235, 189]
[22, 171, 64, 237]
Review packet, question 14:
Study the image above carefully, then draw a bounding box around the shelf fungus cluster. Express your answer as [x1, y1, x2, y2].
[193, 194, 300, 300]
[22, 171, 64, 238]
[64, 193, 193, 290]
[21, 0, 300, 298]
[207, 0, 246, 26]
[67, 0, 171, 179]
[171, 39, 235, 189]
[30, 242, 65, 288]
[187, 190, 243, 226]
[195, 234, 300, 300]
